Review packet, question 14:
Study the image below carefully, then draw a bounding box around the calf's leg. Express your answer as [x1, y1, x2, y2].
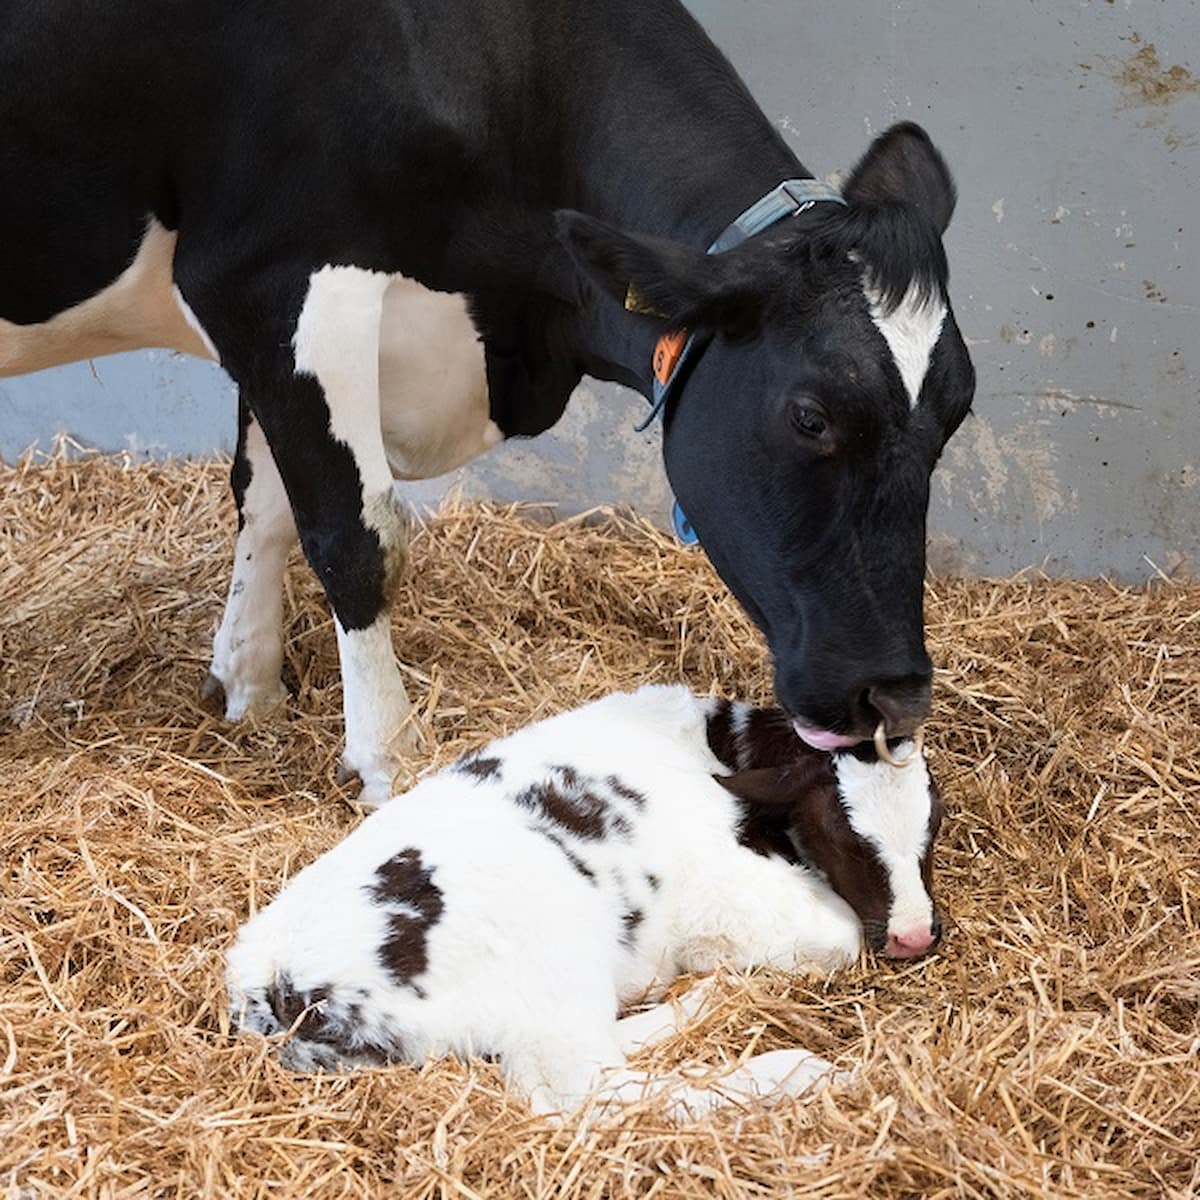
[514, 980, 841, 1122]
[611, 981, 842, 1118]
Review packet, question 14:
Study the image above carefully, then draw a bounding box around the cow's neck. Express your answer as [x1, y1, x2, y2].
[572, 38, 801, 243]
[460, 0, 808, 428]
[559, 8, 804, 396]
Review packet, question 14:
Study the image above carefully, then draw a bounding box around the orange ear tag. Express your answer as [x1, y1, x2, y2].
[653, 330, 688, 386]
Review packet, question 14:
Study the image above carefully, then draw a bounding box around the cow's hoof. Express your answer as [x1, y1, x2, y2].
[336, 749, 408, 808]
[356, 779, 394, 809]
[199, 673, 227, 713]
[203, 673, 288, 722]
[334, 764, 394, 809]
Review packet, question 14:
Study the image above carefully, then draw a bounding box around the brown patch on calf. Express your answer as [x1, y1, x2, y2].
[514, 765, 634, 841]
[454, 752, 503, 781]
[706, 700, 821, 773]
[606, 774, 646, 808]
[705, 698, 741, 769]
[268, 977, 336, 1040]
[739, 705, 815, 769]
[717, 757, 834, 860]
[621, 909, 644, 947]
[265, 976, 391, 1065]
[544, 831, 597, 884]
[371, 848, 445, 994]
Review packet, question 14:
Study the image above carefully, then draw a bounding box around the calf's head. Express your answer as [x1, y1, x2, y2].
[717, 741, 944, 959]
[560, 124, 975, 750]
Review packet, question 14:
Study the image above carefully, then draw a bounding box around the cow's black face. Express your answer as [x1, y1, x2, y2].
[559, 124, 974, 749]
[662, 271, 973, 747]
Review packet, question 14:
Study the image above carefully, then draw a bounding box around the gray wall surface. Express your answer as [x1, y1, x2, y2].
[2, 2, 1197, 580]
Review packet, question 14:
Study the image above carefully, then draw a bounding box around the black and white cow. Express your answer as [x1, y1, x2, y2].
[227, 684, 943, 1117]
[1, 0, 976, 803]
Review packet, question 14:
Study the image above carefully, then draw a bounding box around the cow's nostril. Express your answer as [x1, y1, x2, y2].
[865, 677, 931, 738]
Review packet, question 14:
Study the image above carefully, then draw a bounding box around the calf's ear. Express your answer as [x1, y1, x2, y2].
[714, 766, 793, 809]
[556, 210, 766, 335]
[843, 122, 956, 234]
[713, 759, 832, 810]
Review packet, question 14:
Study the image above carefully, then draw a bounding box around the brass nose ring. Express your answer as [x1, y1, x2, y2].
[874, 721, 924, 768]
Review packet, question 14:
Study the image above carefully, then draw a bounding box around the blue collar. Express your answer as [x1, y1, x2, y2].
[632, 178, 846, 541]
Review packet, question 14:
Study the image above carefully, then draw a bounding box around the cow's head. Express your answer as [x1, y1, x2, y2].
[559, 123, 975, 749]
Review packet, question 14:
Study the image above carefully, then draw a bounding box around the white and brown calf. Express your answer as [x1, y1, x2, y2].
[226, 684, 943, 1118]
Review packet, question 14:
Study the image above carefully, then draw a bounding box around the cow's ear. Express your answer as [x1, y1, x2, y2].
[556, 210, 765, 335]
[843, 122, 956, 234]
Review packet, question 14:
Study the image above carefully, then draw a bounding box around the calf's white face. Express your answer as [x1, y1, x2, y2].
[715, 737, 943, 959]
[833, 747, 943, 957]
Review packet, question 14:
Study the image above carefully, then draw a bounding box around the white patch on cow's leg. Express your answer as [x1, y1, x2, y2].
[334, 612, 414, 806]
[292, 266, 417, 800]
[293, 266, 395, 494]
[864, 279, 947, 408]
[210, 416, 296, 719]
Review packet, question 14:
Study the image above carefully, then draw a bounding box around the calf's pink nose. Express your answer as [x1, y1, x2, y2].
[884, 927, 937, 959]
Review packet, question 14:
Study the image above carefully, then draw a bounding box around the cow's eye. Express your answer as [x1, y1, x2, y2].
[790, 402, 830, 441]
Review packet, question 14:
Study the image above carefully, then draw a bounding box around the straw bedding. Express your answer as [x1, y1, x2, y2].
[2, 448, 1197, 1199]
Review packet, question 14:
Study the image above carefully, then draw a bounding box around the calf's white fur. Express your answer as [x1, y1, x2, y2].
[227, 685, 941, 1117]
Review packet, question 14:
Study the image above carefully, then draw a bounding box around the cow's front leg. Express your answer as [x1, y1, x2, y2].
[180, 260, 415, 804]
[204, 397, 297, 718]
[273, 266, 417, 805]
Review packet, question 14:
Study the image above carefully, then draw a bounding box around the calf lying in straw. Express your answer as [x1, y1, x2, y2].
[227, 685, 943, 1117]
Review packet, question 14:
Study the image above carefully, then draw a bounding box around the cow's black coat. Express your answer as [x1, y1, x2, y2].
[0, 0, 975, 744]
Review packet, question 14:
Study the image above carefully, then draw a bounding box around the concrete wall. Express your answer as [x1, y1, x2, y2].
[2, 1, 1197, 580]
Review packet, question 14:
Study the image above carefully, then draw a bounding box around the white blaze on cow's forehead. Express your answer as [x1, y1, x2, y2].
[863, 277, 947, 409]
[834, 746, 935, 934]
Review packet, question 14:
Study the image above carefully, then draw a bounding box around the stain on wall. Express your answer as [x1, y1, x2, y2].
[1109, 37, 1200, 108]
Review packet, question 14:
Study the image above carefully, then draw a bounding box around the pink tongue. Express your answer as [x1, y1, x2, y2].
[792, 722, 862, 751]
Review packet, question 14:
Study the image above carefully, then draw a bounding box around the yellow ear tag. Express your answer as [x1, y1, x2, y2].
[624, 284, 666, 318]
